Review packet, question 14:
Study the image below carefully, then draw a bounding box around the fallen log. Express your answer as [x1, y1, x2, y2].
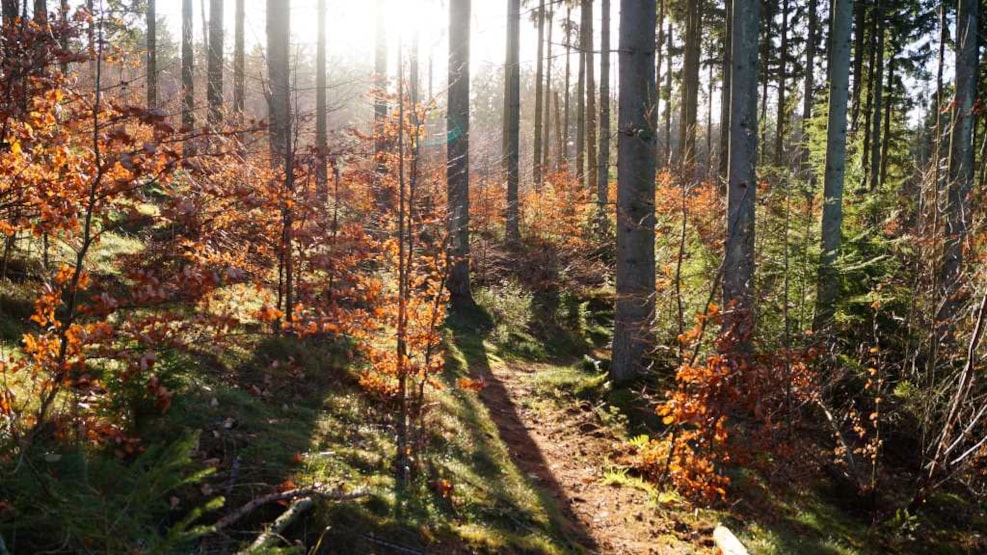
[243, 497, 314, 553]
[213, 484, 369, 532]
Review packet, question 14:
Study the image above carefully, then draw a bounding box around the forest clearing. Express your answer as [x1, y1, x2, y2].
[1, 0, 986, 553]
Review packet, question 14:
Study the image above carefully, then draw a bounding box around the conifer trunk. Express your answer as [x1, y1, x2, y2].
[723, 0, 760, 346]
[612, 0, 657, 383]
[814, 0, 853, 331]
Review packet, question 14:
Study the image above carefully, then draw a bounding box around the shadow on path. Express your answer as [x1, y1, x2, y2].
[448, 308, 599, 553]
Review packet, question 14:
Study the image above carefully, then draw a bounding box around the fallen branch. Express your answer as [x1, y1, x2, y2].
[213, 484, 369, 532]
[244, 496, 314, 552]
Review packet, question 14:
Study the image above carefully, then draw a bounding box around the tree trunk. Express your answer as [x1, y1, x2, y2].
[575, 7, 585, 184]
[583, 0, 597, 193]
[447, 0, 474, 306]
[850, 1, 865, 132]
[612, 0, 657, 383]
[718, 0, 732, 179]
[878, 50, 894, 189]
[534, 0, 545, 186]
[207, 0, 223, 126]
[723, 0, 760, 347]
[181, 0, 194, 153]
[374, 0, 387, 178]
[940, 0, 979, 325]
[813, 0, 853, 331]
[774, 0, 789, 164]
[656, 0, 665, 163]
[146, 0, 156, 109]
[664, 22, 672, 166]
[867, 6, 885, 191]
[802, 0, 817, 123]
[505, 0, 520, 245]
[234, 0, 244, 125]
[679, 0, 700, 167]
[542, 5, 554, 177]
[267, 0, 292, 326]
[563, 5, 572, 169]
[596, 0, 611, 225]
[315, 0, 328, 202]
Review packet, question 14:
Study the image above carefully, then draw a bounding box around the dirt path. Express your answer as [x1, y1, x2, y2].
[476, 359, 706, 554]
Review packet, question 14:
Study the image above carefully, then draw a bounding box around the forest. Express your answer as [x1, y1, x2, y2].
[0, 0, 984, 553]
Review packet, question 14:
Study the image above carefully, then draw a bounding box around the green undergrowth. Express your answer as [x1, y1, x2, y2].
[0, 280, 594, 553]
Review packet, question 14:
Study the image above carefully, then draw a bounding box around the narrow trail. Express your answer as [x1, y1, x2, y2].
[475, 358, 704, 554]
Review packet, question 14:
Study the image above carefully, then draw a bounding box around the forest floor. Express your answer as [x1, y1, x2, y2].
[473, 355, 706, 553]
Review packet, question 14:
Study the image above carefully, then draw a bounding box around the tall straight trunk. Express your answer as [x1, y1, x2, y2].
[542, 6, 554, 175]
[932, 2, 947, 192]
[533, 0, 545, 185]
[181, 0, 194, 152]
[596, 0, 611, 221]
[867, 8, 885, 191]
[554, 90, 563, 169]
[447, 0, 473, 306]
[374, 0, 387, 173]
[146, 0, 156, 109]
[723, 0, 760, 346]
[718, 0, 732, 178]
[575, 10, 586, 184]
[612, 0, 657, 383]
[814, 0, 853, 331]
[234, 0, 244, 125]
[664, 23, 672, 164]
[941, 0, 979, 325]
[850, 2, 865, 133]
[32, 0, 42, 22]
[860, 9, 877, 183]
[315, 0, 328, 202]
[505, 0, 520, 245]
[774, 0, 789, 164]
[58, 0, 67, 74]
[267, 0, 292, 325]
[563, 5, 572, 168]
[583, 0, 597, 193]
[656, 0, 665, 162]
[878, 51, 894, 189]
[207, 0, 223, 126]
[802, 0, 817, 123]
[679, 0, 700, 166]
[706, 59, 713, 167]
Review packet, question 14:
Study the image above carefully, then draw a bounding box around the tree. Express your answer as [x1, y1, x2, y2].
[541, 4, 554, 177]
[146, 0, 156, 109]
[583, 0, 597, 193]
[447, 0, 473, 306]
[718, 0, 732, 178]
[207, 0, 223, 126]
[315, 0, 328, 202]
[774, 0, 789, 164]
[505, 0, 520, 245]
[533, 0, 545, 186]
[596, 0, 611, 226]
[267, 0, 292, 324]
[612, 0, 657, 383]
[722, 0, 759, 346]
[181, 0, 194, 151]
[813, 0, 853, 331]
[679, 0, 700, 167]
[234, 0, 244, 125]
[374, 0, 387, 179]
[940, 0, 979, 326]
